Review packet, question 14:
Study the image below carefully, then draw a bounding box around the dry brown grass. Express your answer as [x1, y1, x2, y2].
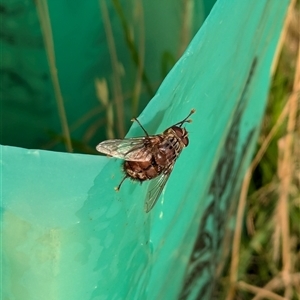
[226, 1, 300, 299]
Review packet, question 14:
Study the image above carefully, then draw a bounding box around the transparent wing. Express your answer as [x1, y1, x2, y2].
[96, 137, 152, 161]
[144, 165, 174, 213]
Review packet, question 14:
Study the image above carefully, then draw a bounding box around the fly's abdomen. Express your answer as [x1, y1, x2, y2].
[124, 159, 161, 181]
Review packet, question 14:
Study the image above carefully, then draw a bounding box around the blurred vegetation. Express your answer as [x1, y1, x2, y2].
[220, 1, 300, 299]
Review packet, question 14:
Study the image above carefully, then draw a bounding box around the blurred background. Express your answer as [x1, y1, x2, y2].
[1, 0, 299, 298]
[1, 0, 216, 153]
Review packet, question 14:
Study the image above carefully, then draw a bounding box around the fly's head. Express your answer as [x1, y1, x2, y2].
[167, 126, 189, 147]
[164, 108, 195, 147]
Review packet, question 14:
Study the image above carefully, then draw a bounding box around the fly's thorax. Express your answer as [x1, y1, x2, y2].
[153, 127, 187, 167]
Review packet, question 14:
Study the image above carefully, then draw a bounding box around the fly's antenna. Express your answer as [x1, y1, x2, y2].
[174, 109, 196, 127]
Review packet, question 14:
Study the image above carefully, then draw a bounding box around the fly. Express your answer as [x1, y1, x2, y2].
[96, 109, 195, 212]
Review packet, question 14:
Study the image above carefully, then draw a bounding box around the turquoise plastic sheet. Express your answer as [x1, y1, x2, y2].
[1, 0, 290, 299]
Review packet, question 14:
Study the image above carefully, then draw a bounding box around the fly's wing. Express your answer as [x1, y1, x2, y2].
[96, 137, 152, 161]
[144, 164, 174, 213]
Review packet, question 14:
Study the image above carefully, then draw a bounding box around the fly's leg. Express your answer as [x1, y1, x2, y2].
[131, 118, 149, 136]
[115, 175, 128, 191]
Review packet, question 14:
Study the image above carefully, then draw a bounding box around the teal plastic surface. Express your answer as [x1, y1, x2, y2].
[1, 1, 290, 299]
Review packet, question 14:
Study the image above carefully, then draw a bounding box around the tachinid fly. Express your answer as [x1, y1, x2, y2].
[96, 109, 195, 212]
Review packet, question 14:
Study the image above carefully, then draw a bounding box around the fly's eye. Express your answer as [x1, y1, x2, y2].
[171, 126, 184, 138]
[183, 137, 189, 146]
